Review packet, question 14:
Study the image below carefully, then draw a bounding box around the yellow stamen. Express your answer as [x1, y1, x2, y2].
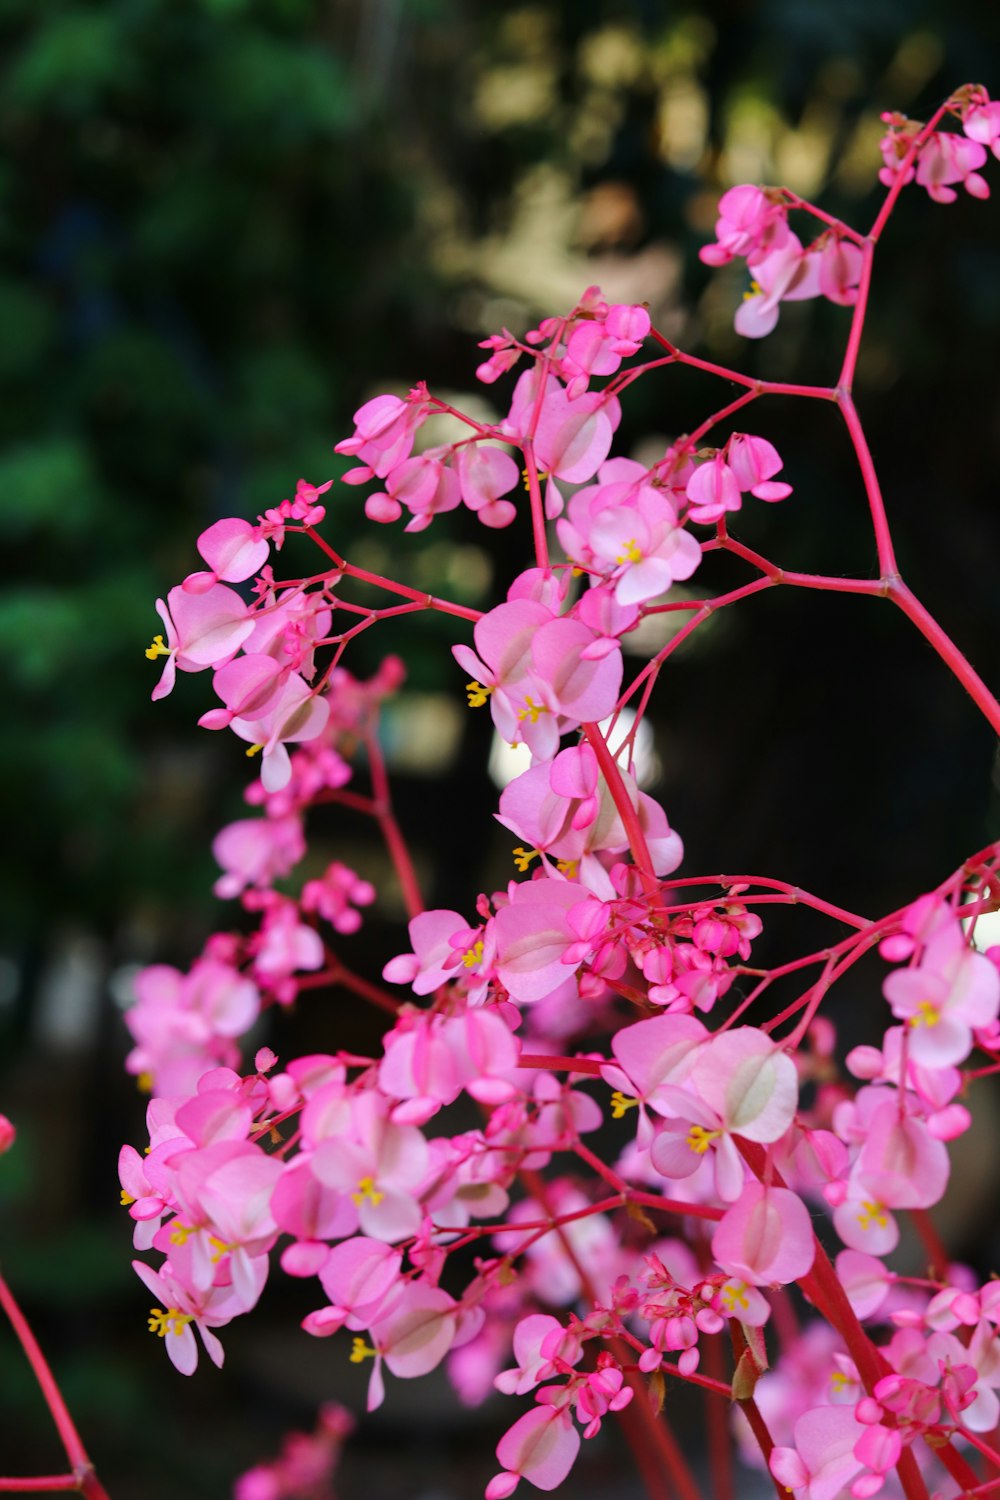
[209, 1235, 236, 1263]
[137, 1072, 153, 1094]
[148, 1306, 194, 1338]
[145, 634, 171, 661]
[687, 1124, 721, 1155]
[518, 697, 548, 724]
[245, 743, 263, 758]
[720, 1281, 749, 1312]
[857, 1199, 889, 1231]
[462, 940, 484, 970]
[909, 1000, 941, 1028]
[169, 1222, 194, 1246]
[351, 1175, 385, 1208]
[830, 1370, 850, 1391]
[513, 846, 540, 872]
[350, 1337, 377, 1363]
[120, 1189, 136, 1207]
[466, 680, 492, 708]
[742, 279, 763, 301]
[615, 538, 643, 565]
[555, 858, 578, 878]
[610, 1091, 639, 1120]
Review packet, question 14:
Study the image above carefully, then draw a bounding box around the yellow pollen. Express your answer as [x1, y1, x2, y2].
[148, 1307, 193, 1339]
[513, 846, 540, 872]
[555, 859, 578, 878]
[909, 1000, 941, 1028]
[350, 1337, 377, 1364]
[466, 680, 492, 708]
[245, 743, 263, 758]
[209, 1235, 237, 1263]
[830, 1370, 850, 1391]
[742, 280, 763, 302]
[462, 939, 485, 970]
[857, 1199, 889, 1231]
[720, 1282, 749, 1312]
[169, 1222, 194, 1246]
[120, 1189, 136, 1207]
[351, 1175, 385, 1208]
[145, 634, 171, 661]
[610, 1091, 639, 1120]
[615, 539, 643, 565]
[137, 1072, 153, 1094]
[687, 1124, 721, 1155]
[518, 697, 548, 723]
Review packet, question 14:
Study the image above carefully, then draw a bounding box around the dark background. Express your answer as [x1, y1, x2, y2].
[2, 1, 1000, 1495]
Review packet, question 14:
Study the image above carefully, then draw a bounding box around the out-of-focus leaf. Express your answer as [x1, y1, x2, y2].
[0, 439, 103, 539]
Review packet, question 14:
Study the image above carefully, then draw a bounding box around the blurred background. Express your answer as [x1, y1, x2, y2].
[2, 0, 1000, 1494]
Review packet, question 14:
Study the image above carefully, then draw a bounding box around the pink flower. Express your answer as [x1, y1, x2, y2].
[769, 1404, 865, 1500]
[732, 233, 821, 339]
[311, 1092, 430, 1243]
[132, 1256, 249, 1375]
[182, 517, 270, 594]
[882, 917, 999, 1065]
[146, 583, 255, 701]
[486, 1402, 581, 1498]
[712, 1182, 815, 1286]
[229, 673, 330, 793]
[699, 185, 790, 267]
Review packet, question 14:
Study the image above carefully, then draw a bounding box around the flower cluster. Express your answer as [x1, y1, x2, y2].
[114, 83, 1000, 1500]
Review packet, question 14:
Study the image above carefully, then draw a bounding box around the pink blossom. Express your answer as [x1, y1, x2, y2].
[229, 672, 330, 793]
[335, 388, 431, 480]
[301, 861, 376, 935]
[211, 813, 306, 900]
[311, 1092, 430, 1242]
[182, 517, 270, 594]
[146, 583, 255, 701]
[732, 232, 821, 339]
[486, 1402, 581, 1497]
[712, 1182, 815, 1286]
[133, 1256, 249, 1375]
[699, 185, 790, 267]
[882, 916, 999, 1065]
[769, 1404, 865, 1500]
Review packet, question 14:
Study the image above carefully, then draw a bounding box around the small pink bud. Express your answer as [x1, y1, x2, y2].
[0, 1114, 14, 1154]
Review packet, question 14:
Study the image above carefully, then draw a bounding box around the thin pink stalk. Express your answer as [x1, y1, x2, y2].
[0, 1482, 80, 1494]
[303, 530, 483, 621]
[779, 189, 866, 244]
[518, 1053, 603, 1076]
[0, 1274, 110, 1500]
[701, 1332, 735, 1500]
[838, 240, 875, 394]
[888, 578, 1000, 735]
[521, 443, 550, 572]
[366, 728, 424, 920]
[837, 391, 898, 576]
[583, 722, 657, 887]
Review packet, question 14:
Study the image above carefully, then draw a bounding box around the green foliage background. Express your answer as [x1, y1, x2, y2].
[1, 1, 999, 1495]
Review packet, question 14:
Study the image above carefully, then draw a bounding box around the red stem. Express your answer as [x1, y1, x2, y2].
[521, 443, 551, 572]
[0, 1274, 110, 1499]
[888, 578, 1000, 735]
[366, 728, 424, 920]
[0, 1482, 80, 1494]
[701, 1332, 734, 1500]
[837, 391, 898, 576]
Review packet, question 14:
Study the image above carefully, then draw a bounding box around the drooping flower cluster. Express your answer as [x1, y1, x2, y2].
[117, 83, 1000, 1500]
